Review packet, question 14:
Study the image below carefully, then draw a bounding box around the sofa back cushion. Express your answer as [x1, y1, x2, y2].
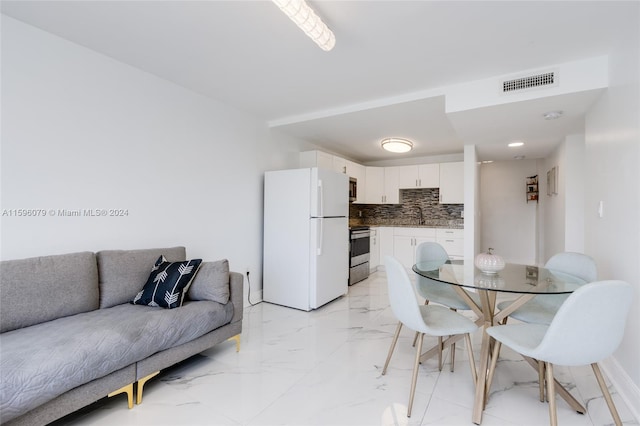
[0, 252, 99, 333]
[96, 247, 186, 308]
[188, 259, 230, 304]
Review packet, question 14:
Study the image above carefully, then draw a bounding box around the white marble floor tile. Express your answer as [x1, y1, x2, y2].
[51, 271, 637, 426]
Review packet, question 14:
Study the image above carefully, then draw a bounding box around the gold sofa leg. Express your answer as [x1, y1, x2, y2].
[228, 334, 241, 352]
[136, 371, 160, 405]
[108, 383, 134, 409]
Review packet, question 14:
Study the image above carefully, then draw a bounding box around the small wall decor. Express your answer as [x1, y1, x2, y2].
[526, 175, 538, 203]
[547, 167, 558, 196]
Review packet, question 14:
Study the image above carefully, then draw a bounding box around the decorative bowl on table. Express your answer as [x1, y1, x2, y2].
[474, 248, 505, 274]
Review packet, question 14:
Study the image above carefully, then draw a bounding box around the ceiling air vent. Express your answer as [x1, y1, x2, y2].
[502, 72, 555, 93]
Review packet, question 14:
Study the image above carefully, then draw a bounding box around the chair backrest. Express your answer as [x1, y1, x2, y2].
[544, 252, 597, 283]
[416, 242, 449, 264]
[384, 256, 427, 332]
[414, 242, 449, 299]
[533, 280, 632, 366]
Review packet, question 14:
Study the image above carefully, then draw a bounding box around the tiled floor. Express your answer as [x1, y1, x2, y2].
[54, 271, 637, 426]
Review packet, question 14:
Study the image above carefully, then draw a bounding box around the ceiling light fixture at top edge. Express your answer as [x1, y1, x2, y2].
[272, 0, 336, 51]
[543, 110, 563, 120]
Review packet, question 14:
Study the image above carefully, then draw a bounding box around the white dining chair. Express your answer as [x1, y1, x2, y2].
[497, 252, 597, 326]
[495, 252, 597, 401]
[415, 242, 480, 371]
[381, 255, 478, 417]
[486, 280, 632, 426]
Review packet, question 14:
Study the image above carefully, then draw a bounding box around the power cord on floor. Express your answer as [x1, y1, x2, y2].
[246, 271, 261, 306]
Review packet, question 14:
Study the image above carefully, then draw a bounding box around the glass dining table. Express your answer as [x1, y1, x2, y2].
[412, 259, 587, 425]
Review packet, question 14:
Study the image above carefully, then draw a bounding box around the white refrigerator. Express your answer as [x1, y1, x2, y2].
[263, 167, 349, 311]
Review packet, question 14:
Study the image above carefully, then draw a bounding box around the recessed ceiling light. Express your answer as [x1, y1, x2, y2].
[508, 142, 524, 147]
[543, 110, 563, 120]
[481, 160, 494, 164]
[514, 155, 525, 160]
[381, 138, 413, 153]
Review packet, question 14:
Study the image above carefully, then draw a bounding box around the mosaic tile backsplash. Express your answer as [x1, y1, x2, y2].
[349, 188, 464, 228]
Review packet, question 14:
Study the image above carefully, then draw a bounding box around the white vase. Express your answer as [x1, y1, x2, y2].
[474, 248, 505, 274]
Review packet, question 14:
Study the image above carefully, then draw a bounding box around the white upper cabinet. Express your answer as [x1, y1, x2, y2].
[300, 150, 334, 170]
[332, 156, 347, 174]
[346, 160, 366, 203]
[301, 151, 464, 206]
[366, 166, 399, 204]
[384, 166, 400, 204]
[365, 167, 384, 204]
[439, 161, 464, 204]
[398, 164, 440, 189]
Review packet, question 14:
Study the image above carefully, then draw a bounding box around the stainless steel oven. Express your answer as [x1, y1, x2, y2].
[349, 226, 370, 285]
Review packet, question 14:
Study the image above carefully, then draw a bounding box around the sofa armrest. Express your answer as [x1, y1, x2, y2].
[229, 271, 244, 324]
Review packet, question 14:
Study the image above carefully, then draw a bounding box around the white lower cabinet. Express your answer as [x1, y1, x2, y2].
[377, 227, 395, 268]
[369, 227, 380, 272]
[393, 227, 437, 269]
[436, 228, 464, 259]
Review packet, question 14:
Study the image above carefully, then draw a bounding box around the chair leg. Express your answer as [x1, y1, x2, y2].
[438, 336, 443, 371]
[450, 341, 456, 372]
[538, 361, 546, 402]
[464, 333, 477, 384]
[407, 332, 425, 417]
[450, 307, 457, 372]
[382, 322, 403, 375]
[591, 363, 622, 426]
[485, 340, 501, 403]
[545, 362, 558, 426]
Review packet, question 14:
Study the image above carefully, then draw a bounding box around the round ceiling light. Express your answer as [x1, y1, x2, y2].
[381, 138, 413, 153]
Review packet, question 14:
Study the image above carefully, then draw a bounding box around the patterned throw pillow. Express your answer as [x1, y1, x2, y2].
[132, 256, 202, 309]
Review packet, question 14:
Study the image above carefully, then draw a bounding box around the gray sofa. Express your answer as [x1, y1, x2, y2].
[0, 246, 243, 426]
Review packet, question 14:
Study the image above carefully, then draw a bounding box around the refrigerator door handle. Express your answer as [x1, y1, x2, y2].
[317, 217, 323, 255]
[318, 179, 324, 217]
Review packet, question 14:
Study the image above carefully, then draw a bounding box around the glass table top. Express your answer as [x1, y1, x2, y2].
[413, 260, 586, 294]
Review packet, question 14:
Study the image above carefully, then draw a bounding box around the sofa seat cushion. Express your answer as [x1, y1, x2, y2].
[0, 300, 233, 423]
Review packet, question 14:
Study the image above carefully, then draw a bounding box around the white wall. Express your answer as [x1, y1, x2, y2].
[0, 16, 307, 303]
[583, 5, 640, 410]
[539, 134, 587, 263]
[541, 140, 566, 261]
[479, 160, 539, 264]
[563, 135, 586, 254]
